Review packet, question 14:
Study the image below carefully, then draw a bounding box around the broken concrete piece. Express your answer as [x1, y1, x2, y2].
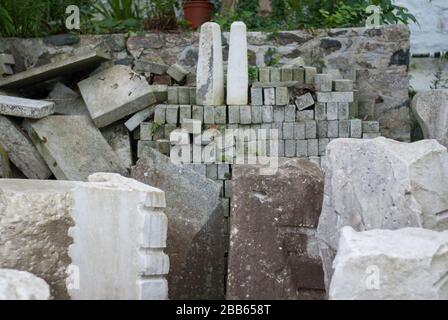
[330, 227, 448, 300]
[133, 60, 169, 75]
[196, 22, 225, 106]
[0, 54, 15, 75]
[167, 63, 189, 82]
[46, 82, 89, 116]
[412, 90, 448, 148]
[0, 115, 51, 179]
[132, 149, 225, 299]
[0, 269, 50, 300]
[25, 115, 127, 181]
[0, 95, 54, 119]
[0, 50, 110, 89]
[124, 106, 155, 132]
[101, 122, 133, 170]
[78, 65, 157, 128]
[0, 173, 168, 300]
[227, 159, 326, 300]
[317, 137, 448, 292]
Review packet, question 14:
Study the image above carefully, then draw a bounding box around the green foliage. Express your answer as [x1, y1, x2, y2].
[265, 48, 281, 67]
[213, 0, 418, 31]
[0, 0, 93, 37]
[90, 0, 143, 32]
[0, 5, 14, 36]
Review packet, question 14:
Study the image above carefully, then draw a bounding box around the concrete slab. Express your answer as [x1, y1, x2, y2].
[25, 115, 128, 181]
[78, 65, 157, 128]
[0, 95, 54, 119]
[0, 50, 110, 89]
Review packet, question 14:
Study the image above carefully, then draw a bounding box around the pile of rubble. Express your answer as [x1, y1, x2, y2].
[1, 19, 448, 301]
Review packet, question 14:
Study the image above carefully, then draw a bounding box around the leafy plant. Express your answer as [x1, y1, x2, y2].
[0, 5, 14, 36]
[91, 0, 142, 32]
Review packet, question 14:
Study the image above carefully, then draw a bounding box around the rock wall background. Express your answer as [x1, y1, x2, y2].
[0, 25, 411, 141]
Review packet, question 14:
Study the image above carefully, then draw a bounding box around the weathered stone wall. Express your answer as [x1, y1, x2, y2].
[0, 25, 410, 141]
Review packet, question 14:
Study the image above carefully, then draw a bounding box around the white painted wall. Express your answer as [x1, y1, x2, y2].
[395, 0, 448, 54]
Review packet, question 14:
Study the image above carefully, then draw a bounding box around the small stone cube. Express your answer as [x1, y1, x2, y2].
[283, 122, 294, 140]
[192, 105, 204, 122]
[284, 140, 296, 157]
[339, 120, 350, 138]
[217, 164, 230, 180]
[179, 105, 192, 123]
[251, 88, 263, 106]
[206, 164, 218, 180]
[362, 121, 380, 133]
[319, 138, 330, 156]
[326, 102, 338, 121]
[263, 88, 276, 105]
[315, 102, 326, 120]
[304, 66, 317, 84]
[228, 105, 240, 124]
[154, 105, 166, 124]
[333, 79, 353, 92]
[140, 122, 153, 141]
[293, 67, 305, 84]
[258, 67, 271, 82]
[273, 106, 285, 122]
[178, 87, 190, 104]
[294, 121, 306, 140]
[215, 106, 227, 124]
[165, 105, 179, 124]
[281, 68, 293, 82]
[270, 68, 281, 82]
[240, 105, 252, 124]
[167, 63, 189, 82]
[275, 87, 289, 106]
[307, 139, 319, 157]
[204, 105, 215, 124]
[305, 120, 317, 139]
[251, 106, 262, 124]
[262, 105, 274, 123]
[317, 121, 328, 138]
[295, 92, 315, 111]
[328, 120, 339, 138]
[315, 74, 333, 92]
[296, 140, 308, 157]
[284, 105, 296, 122]
[338, 103, 349, 120]
[189, 87, 196, 105]
[167, 87, 179, 104]
[350, 119, 362, 138]
[296, 109, 314, 121]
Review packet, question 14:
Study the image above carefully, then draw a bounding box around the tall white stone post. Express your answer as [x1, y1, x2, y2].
[226, 21, 248, 105]
[196, 22, 224, 106]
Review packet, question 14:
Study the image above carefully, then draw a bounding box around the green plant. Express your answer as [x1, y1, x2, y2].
[265, 48, 281, 67]
[0, 5, 14, 36]
[0, 0, 94, 37]
[91, 0, 143, 32]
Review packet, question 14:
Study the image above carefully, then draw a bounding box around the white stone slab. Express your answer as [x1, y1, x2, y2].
[0, 95, 54, 119]
[226, 22, 248, 105]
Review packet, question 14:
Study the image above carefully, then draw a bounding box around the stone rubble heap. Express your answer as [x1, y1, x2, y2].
[0, 19, 447, 301]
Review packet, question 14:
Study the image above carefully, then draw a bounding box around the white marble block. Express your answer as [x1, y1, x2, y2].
[330, 227, 448, 300]
[196, 22, 224, 106]
[226, 21, 248, 105]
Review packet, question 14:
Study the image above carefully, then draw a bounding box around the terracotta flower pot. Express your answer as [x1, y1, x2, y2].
[183, 1, 214, 29]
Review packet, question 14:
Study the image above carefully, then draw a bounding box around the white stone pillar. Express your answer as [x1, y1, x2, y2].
[226, 21, 248, 105]
[196, 22, 224, 106]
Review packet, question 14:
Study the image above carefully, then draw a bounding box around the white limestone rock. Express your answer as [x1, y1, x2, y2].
[412, 89, 448, 148]
[317, 137, 448, 292]
[0, 269, 50, 300]
[196, 22, 224, 106]
[226, 22, 248, 105]
[330, 227, 448, 300]
[0, 173, 168, 300]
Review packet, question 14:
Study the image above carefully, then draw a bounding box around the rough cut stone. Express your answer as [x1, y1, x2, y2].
[0, 174, 168, 300]
[133, 60, 168, 75]
[315, 74, 332, 92]
[0, 50, 110, 89]
[0, 269, 50, 300]
[167, 63, 189, 82]
[412, 90, 448, 148]
[227, 159, 325, 300]
[101, 122, 133, 170]
[25, 115, 127, 181]
[78, 65, 157, 128]
[0, 95, 54, 119]
[124, 106, 155, 131]
[227, 22, 248, 105]
[47, 82, 89, 116]
[0, 115, 51, 179]
[317, 137, 448, 292]
[132, 150, 225, 299]
[196, 22, 224, 106]
[330, 227, 448, 300]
